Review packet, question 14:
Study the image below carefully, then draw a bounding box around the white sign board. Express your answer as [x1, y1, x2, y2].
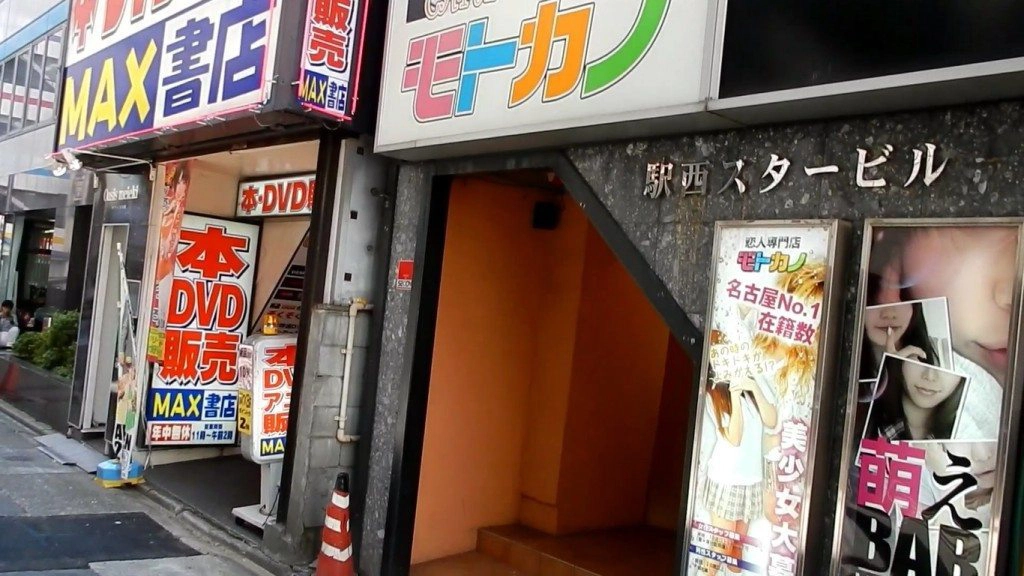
[375, 0, 711, 155]
[237, 334, 296, 464]
[146, 214, 259, 446]
[236, 174, 317, 218]
[61, 0, 281, 149]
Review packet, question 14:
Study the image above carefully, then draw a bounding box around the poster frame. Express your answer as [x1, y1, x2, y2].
[828, 217, 1024, 576]
[681, 219, 849, 576]
[144, 212, 261, 446]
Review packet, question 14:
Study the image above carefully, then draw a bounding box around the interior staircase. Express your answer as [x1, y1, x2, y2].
[411, 524, 675, 576]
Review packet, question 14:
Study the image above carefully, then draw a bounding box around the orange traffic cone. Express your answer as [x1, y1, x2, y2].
[317, 473, 354, 576]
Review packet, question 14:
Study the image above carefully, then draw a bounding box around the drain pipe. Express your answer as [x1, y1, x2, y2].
[337, 298, 370, 443]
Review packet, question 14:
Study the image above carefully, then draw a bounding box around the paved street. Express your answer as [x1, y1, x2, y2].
[0, 407, 274, 576]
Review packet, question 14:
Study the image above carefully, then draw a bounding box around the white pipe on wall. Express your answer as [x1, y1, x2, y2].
[337, 298, 370, 443]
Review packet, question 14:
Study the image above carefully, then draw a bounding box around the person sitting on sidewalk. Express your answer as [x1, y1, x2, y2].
[0, 300, 20, 348]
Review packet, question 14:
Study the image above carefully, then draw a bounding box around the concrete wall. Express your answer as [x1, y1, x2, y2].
[269, 140, 390, 560]
[0, 0, 63, 44]
[358, 100, 1024, 575]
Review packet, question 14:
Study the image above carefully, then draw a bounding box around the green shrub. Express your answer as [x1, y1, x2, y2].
[37, 311, 79, 376]
[13, 311, 79, 379]
[12, 331, 41, 361]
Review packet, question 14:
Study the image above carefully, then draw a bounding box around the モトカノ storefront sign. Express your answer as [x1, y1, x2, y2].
[236, 174, 316, 218]
[297, 0, 368, 120]
[237, 335, 295, 464]
[60, 0, 280, 150]
[643, 143, 949, 199]
[145, 214, 259, 446]
[684, 221, 848, 576]
[375, 0, 712, 154]
[832, 219, 1024, 576]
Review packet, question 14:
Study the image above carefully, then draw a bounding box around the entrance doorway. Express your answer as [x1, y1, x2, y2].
[15, 210, 56, 325]
[131, 140, 319, 537]
[407, 173, 694, 576]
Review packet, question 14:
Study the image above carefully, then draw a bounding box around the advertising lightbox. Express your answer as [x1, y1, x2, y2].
[375, 0, 713, 156]
[684, 221, 848, 576]
[832, 219, 1024, 576]
[60, 0, 281, 150]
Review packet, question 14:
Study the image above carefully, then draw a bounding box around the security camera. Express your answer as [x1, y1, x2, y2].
[49, 149, 82, 176]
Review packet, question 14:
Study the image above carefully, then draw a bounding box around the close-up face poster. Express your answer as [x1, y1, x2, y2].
[835, 221, 1024, 575]
[685, 222, 840, 576]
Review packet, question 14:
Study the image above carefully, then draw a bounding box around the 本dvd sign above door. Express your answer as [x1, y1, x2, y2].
[60, 0, 281, 150]
[236, 174, 316, 218]
[375, 0, 713, 156]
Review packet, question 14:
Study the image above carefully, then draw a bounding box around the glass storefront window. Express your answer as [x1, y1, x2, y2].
[25, 41, 44, 128]
[0, 24, 64, 139]
[0, 59, 9, 136]
[39, 30, 61, 123]
[8, 49, 28, 132]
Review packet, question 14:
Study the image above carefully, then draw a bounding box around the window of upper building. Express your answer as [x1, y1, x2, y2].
[0, 25, 63, 139]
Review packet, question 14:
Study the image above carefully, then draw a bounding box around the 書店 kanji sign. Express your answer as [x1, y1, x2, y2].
[60, 0, 281, 150]
[146, 214, 259, 446]
[236, 174, 316, 218]
[297, 0, 368, 120]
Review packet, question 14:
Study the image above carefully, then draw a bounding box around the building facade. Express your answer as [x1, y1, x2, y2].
[352, 1, 1024, 576]
[0, 0, 85, 324]
[48, 0, 395, 563]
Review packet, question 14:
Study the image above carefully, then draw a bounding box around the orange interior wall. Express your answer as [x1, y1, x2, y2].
[413, 175, 691, 563]
[645, 337, 693, 530]
[555, 226, 671, 534]
[518, 201, 589, 533]
[411, 177, 553, 564]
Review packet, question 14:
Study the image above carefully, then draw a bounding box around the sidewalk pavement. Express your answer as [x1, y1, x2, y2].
[0, 405, 279, 576]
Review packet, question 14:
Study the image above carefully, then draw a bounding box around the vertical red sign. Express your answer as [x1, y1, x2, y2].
[396, 259, 414, 291]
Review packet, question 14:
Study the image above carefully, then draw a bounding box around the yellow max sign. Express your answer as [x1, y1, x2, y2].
[59, 39, 158, 148]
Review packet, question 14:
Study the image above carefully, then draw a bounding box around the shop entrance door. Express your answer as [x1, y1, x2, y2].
[82, 224, 128, 433]
[406, 173, 695, 576]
